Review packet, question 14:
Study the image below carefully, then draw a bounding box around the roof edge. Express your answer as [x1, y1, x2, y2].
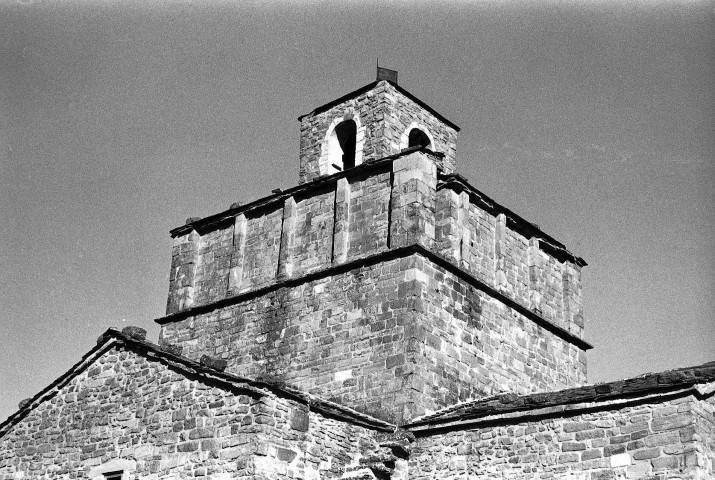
[0, 328, 396, 437]
[155, 243, 593, 352]
[298, 80, 461, 132]
[439, 173, 587, 267]
[405, 360, 715, 430]
[171, 147, 444, 237]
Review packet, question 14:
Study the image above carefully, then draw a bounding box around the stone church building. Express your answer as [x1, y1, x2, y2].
[1, 70, 713, 479]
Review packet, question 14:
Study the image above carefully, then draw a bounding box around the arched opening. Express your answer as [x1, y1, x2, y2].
[408, 128, 432, 149]
[328, 119, 357, 171]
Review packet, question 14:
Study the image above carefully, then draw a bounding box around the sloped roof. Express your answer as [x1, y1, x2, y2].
[0, 327, 395, 437]
[298, 79, 461, 132]
[406, 361, 715, 431]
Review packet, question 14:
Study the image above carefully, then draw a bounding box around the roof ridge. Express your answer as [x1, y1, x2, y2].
[298, 80, 460, 132]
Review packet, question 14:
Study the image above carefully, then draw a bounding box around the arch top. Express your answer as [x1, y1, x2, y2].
[319, 113, 365, 177]
[400, 122, 436, 152]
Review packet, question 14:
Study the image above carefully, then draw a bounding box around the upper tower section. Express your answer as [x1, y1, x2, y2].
[298, 67, 460, 184]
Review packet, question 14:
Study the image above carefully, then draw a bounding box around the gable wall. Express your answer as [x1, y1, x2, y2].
[0, 345, 381, 480]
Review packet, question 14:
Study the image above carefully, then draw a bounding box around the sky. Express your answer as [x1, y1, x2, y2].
[1, 0, 713, 422]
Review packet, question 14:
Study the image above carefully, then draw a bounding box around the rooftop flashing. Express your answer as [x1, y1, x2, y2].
[298, 80, 461, 132]
[0, 328, 395, 437]
[406, 360, 715, 429]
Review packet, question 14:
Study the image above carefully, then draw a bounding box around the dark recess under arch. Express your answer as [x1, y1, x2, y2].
[408, 128, 431, 149]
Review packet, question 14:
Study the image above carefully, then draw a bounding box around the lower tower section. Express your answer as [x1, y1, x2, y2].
[158, 150, 589, 423]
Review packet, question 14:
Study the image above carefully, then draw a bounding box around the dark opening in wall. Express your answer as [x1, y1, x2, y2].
[336, 120, 357, 169]
[329, 119, 357, 170]
[408, 128, 431, 149]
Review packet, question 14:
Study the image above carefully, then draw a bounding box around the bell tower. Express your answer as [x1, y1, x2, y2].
[159, 70, 589, 423]
[298, 67, 460, 184]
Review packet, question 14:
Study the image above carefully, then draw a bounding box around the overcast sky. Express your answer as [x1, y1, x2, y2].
[1, 0, 713, 422]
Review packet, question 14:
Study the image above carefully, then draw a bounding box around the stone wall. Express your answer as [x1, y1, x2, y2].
[160, 255, 418, 423]
[160, 250, 585, 424]
[404, 255, 586, 418]
[434, 181, 585, 339]
[162, 150, 587, 423]
[409, 393, 714, 479]
[0, 341, 384, 480]
[693, 394, 715, 476]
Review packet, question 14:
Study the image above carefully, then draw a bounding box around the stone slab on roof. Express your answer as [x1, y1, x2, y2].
[406, 361, 715, 430]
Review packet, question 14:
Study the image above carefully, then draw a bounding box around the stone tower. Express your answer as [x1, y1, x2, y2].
[158, 69, 590, 423]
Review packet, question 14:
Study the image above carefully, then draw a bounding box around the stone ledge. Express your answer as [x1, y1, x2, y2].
[155, 243, 593, 351]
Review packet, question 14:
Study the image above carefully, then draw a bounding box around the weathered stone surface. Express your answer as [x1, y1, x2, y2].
[0, 336, 384, 479]
[159, 343, 183, 356]
[160, 142, 589, 421]
[199, 354, 228, 372]
[408, 394, 713, 479]
[120, 325, 146, 341]
[298, 80, 458, 184]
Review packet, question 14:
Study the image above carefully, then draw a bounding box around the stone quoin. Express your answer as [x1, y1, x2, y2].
[1, 69, 713, 479]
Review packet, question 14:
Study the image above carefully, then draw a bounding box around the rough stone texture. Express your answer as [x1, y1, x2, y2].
[161, 254, 432, 423]
[693, 394, 715, 476]
[404, 255, 586, 417]
[298, 80, 458, 184]
[408, 393, 714, 479]
[434, 177, 585, 338]
[0, 338, 385, 480]
[161, 147, 587, 423]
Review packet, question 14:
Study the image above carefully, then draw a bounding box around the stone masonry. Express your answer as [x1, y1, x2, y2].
[0, 72, 712, 479]
[405, 364, 715, 479]
[160, 79, 588, 423]
[0, 329, 393, 480]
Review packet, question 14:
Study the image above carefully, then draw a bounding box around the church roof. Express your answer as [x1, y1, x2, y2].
[406, 361, 715, 432]
[0, 327, 395, 438]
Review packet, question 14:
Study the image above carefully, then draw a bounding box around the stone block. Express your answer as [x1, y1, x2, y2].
[199, 355, 228, 372]
[651, 455, 679, 470]
[290, 408, 309, 432]
[121, 326, 147, 341]
[632, 447, 660, 460]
